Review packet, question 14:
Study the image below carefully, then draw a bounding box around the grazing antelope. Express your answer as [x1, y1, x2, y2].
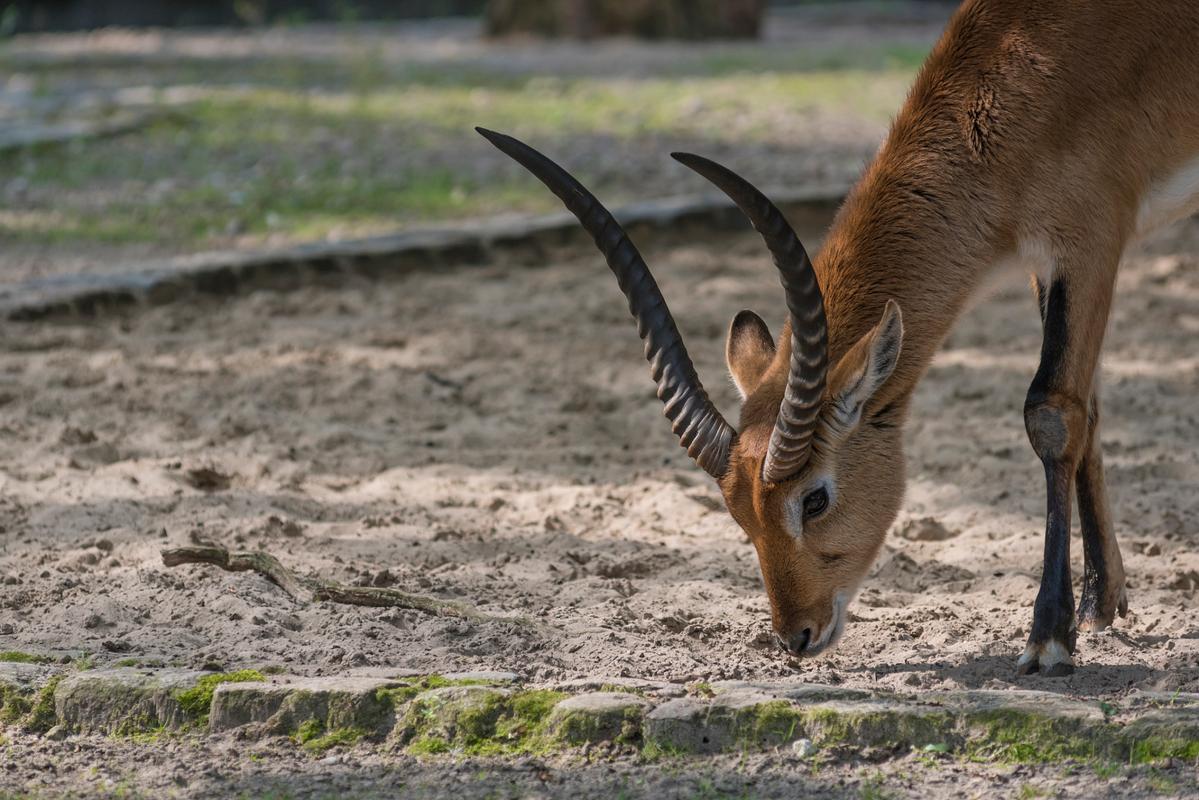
[479, 0, 1199, 676]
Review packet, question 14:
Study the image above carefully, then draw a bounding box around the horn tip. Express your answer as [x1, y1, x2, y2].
[476, 126, 503, 143]
[670, 151, 710, 170]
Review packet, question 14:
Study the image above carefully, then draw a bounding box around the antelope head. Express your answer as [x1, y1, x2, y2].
[478, 129, 906, 659]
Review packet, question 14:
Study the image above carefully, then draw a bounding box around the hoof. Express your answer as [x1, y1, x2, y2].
[1016, 639, 1075, 677]
[1077, 586, 1129, 633]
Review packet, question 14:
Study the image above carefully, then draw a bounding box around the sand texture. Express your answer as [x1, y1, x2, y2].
[2, 215, 1198, 701]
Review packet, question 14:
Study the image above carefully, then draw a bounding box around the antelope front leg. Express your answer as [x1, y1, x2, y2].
[1018, 263, 1116, 677]
[1032, 279, 1128, 633]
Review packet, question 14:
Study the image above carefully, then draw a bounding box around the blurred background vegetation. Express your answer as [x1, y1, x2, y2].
[0, 1, 955, 280]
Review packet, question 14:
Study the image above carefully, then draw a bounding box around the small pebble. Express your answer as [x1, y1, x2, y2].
[792, 738, 817, 758]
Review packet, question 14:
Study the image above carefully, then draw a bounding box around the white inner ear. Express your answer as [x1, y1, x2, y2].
[729, 370, 752, 402]
[832, 306, 903, 431]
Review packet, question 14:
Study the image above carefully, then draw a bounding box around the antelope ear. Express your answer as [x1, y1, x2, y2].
[826, 300, 903, 432]
[726, 310, 776, 400]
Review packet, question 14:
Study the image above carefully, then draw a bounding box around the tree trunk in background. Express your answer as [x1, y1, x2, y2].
[485, 0, 764, 40]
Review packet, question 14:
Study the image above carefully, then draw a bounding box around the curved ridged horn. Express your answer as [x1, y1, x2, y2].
[477, 128, 736, 478]
[670, 152, 828, 484]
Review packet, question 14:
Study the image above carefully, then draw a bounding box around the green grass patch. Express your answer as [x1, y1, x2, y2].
[1128, 736, 1199, 765]
[174, 669, 266, 724]
[963, 709, 1105, 764]
[0, 652, 50, 664]
[641, 738, 687, 762]
[0, 55, 916, 250]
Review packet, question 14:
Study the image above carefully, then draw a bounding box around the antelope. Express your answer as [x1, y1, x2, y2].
[478, 0, 1199, 676]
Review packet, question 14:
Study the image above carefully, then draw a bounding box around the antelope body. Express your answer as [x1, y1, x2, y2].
[482, 0, 1199, 675]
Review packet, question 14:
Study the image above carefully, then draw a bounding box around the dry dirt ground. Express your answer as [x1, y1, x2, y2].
[2, 209, 1199, 699]
[2, 730, 1193, 800]
[4, 216, 1199, 797]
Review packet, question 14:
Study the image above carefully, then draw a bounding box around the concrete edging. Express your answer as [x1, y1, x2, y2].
[0, 185, 849, 322]
[3, 663, 1198, 765]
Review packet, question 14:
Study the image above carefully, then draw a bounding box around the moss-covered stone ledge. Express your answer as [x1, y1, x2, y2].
[55, 668, 267, 735]
[2, 666, 1198, 767]
[210, 675, 403, 745]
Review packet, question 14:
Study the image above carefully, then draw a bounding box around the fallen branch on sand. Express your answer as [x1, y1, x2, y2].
[161, 543, 517, 623]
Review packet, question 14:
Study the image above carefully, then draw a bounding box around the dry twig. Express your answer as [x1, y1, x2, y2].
[161, 544, 514, 623]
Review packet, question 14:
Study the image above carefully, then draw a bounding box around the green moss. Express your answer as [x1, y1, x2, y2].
[965, 709, 1103, 764]
[1128, 736, 1199, 765]
[123, 724, 170, 744]
[302, 726, 366, 754]
[687, 682, 715, 698]
[420, 674, 500, 689]
[1, 675, 62, 731]
[803, 705, 943, 749]
[551, 701, 645, 747]
[23, 675, 62, 733]
[376, 685, 421, 706]
[399, 687, 567, 757]
[481, 689, 567, 754]
[0, 652, 49, 664]
[174, 669, 266, 723]
[294, 719, 323, 744]
[376, 675, 508, 714]
[408, 734, 452, 756]
[742, 700, 804, 748]
[0, 685, 32, 724]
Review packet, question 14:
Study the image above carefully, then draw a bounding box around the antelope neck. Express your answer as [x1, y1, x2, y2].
[810, 143, 1005, 412]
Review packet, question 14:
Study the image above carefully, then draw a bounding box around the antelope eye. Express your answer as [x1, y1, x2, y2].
[802, 487, 829, 519]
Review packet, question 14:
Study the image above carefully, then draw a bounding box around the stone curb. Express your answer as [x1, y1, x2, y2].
[3, 664, 1198, 764]
[0, 185, 848, 322]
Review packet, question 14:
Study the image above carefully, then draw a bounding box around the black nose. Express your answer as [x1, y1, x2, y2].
[777, 628, 812, 655]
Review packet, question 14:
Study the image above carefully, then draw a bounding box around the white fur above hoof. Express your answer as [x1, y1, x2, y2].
[1016, 639, 1075, 677]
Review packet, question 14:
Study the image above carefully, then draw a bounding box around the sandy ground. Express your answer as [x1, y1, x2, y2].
[2, 207, 1199, 703]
